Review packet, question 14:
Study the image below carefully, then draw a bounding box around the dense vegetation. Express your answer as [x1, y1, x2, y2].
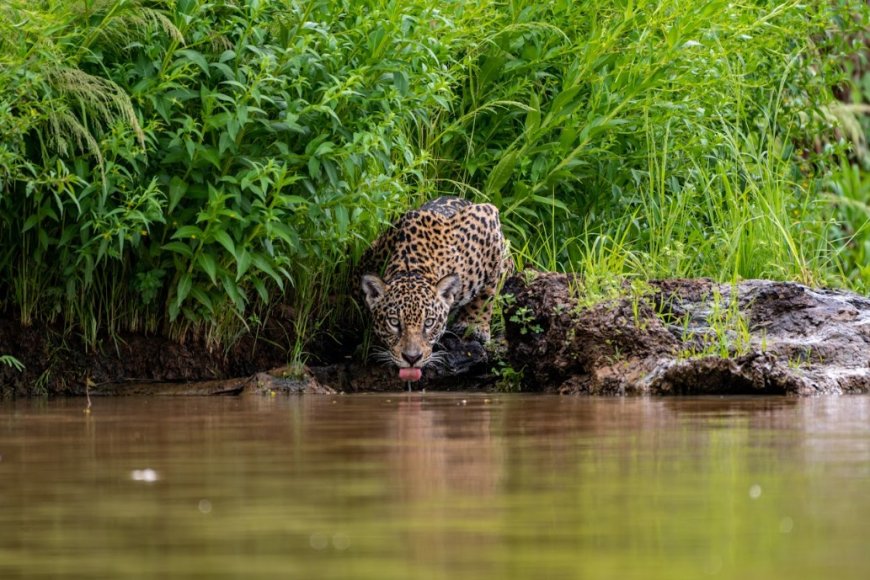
[1, 0, 867, 363]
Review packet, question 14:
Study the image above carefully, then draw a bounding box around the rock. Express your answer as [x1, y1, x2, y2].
[503, 273, 870, 395]
[243, 367, 335, 395]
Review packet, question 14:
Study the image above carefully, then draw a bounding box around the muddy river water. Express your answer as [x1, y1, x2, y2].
[1, 394, 869, 579]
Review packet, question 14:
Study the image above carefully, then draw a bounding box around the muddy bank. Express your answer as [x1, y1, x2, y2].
[71, 334, 493, 396]
[2, 274, 868, 396]
[502, 273, 870, 395]
[0, 311, 494, 396]
[0, 307, 299, 397]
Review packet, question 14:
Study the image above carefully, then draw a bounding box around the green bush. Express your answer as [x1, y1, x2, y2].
[1, 0, 452, 349]
[0, 0, 866, 359]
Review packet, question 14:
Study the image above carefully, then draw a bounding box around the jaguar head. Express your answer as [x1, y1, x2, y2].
[361, 272, 460, 374]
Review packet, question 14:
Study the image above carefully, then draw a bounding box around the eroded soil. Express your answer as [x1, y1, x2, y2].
[2, 274, 868, 396]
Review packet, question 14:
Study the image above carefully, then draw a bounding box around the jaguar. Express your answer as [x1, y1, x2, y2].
[359, 197, 511, 381]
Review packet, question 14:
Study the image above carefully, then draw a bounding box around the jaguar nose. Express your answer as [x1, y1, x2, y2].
[402, 351, 422, 367]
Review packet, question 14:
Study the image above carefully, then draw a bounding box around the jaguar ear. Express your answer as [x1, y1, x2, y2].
[361, 274, 386, 309]
[435, 273, 461, 306]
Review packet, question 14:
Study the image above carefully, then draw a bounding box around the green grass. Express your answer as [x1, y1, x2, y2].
[0, 0, 867, 380]
[0, 354, 24, 372]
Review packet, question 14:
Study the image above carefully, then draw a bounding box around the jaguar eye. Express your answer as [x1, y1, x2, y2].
[387, 317, 400, 329]
[424, 317, 436, 329]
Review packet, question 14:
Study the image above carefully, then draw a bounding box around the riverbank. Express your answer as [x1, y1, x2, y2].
[3, 274, 867, 397]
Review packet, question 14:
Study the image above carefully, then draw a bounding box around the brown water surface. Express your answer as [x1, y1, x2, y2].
[1, 394, 869, 579]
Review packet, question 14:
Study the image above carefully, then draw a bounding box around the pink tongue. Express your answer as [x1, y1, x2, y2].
[399, 368, 422, 382]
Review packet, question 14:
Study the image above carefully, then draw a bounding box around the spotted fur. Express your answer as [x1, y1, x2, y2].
[360, 197, 511, 370]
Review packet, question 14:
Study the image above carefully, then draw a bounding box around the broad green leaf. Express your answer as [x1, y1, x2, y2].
[162, 241, 193, 257]
[176, 273, 192, 308]
[213, 231, 236, 257]
[172, 225, 203, 239]
[252, 278, 269, 303]
[210, 62, 235, 81]
[221, 275, 247, 312]
[531, 194, 570, 211]
[168, 177, 188, 213]
[177, 49, 211, 77]
[235, 249, 252, 280]
[486, 150, 519, 194]
[548, 86, 582, 122]
[251, 253, 284, 289]
[189, 287, 215, 313]
[23, 215, 40, 232]
[308, 157, 321, 179]
[199, 147, 221, 170]
[197, 253, 218, 284]
[393, 71, 409, 95]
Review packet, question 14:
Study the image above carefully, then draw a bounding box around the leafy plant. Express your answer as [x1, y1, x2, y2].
[493, 359, 524, 393]
[509, 306, 542, 335]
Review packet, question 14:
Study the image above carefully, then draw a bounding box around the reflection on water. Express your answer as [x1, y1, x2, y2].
[1, 395, 869, 579]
